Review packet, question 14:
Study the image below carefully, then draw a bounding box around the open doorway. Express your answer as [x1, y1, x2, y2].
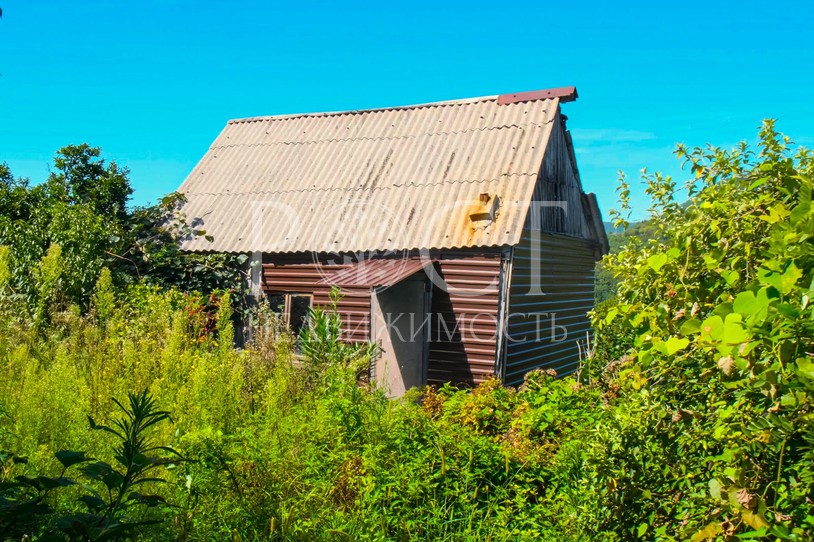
[371, 276, 429, 397]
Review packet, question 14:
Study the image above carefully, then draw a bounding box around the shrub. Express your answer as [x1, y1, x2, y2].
[594, 120, 814, 539]
[0, 390, 177, 541]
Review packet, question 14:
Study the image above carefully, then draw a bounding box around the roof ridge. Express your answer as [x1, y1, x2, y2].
[225, 86, 574, 125]
[227, 95, 499, 125]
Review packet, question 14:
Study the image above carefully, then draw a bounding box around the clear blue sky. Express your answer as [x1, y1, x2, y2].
[2, 1, 813, 220]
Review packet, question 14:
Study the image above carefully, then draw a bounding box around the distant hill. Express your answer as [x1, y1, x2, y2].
[603, 221, 624, 234]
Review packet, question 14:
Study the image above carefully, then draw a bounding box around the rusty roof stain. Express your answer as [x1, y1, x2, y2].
[177, 89, 566, 253]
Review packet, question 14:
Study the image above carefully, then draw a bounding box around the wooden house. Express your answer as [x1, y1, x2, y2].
[177, 87, 608, 393]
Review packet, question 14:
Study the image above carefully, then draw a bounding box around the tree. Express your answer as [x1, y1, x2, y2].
[0, 145, 250, 321]
[592, 120, 814, 539]
[45, 143, 132, 220]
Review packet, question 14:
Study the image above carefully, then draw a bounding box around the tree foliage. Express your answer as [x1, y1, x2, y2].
[0, 144, 250, 322]
[594, 120, 814, 539]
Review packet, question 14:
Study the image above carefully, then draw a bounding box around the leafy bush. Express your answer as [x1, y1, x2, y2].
[594, 120, 814, 539]
[1, 390, 177, 541]
[0, 256, 606, 540]
[0, 146, 251, 323]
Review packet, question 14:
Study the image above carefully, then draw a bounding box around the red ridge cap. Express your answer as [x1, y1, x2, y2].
[497, 86, 578, 105]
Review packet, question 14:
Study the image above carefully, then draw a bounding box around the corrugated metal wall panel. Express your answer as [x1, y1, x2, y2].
[261, 257, 371, 343]
[504, 231, 595, 387]
[313, 286, 371, 342]
[262, 250, 505, 384]
[427, 253, 503, 387]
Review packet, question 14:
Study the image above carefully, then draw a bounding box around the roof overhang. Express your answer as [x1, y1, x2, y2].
[317, 258, 433, 288]
[497, 86, 577, 105]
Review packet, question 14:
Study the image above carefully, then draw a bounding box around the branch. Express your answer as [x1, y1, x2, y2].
[104, 251, 141, 280]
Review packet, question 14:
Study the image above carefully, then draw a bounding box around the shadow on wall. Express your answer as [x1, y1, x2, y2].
[428, 263, 474, 387]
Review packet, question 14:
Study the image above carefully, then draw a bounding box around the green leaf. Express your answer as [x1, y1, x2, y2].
[723, 313, 751, 345]
[741, 509, 769, 530]
[79, 494, 107, 512]
[703, 253, 720, 270]
[680, 318, 701, 335]
[55, 450, 90, 469]
[732, 291, 757, 315]
[748, 176, 769, 190]
[721, 269, 739, 286]
[790, 181, 811, 224]
[712, 303, 734, 318]
[758, 261, 802, 295]
[692, 522, 722, 542]
[708, 478, 723, 499]
[700, 315, 723, 342]
[87, 416, 124, 439]
[736, 527, 770, 539]
[647, 253, 668, 272]
[604, 307, 619, 325]
[664, 336, 689, 355]
[82, 461, 124, 491]
[781, 390, 806, 408]
[761, 202, 790, 224]
[797, 357, 814, 380]
[15, 475, 75, 490]
[636, 523, 648, 537]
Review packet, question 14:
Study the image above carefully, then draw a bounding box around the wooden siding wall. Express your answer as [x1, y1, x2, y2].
[530, 112, 592, 239]
[261, 255, 371, 343]
[427, 254, 502, 387]
[504, 231, 596, 387]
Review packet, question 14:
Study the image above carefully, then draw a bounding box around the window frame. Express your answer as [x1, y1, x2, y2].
[266, 291, 313, 336]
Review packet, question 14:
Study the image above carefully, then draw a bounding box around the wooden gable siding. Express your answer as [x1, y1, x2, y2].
[427, 252, 504, 387]
[529, 112, 592, 239]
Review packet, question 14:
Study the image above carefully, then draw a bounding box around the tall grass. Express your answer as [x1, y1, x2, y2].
[0, 280, 601, 541]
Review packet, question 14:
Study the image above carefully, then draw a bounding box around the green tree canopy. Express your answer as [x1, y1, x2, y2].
[0, 144, 248, 320]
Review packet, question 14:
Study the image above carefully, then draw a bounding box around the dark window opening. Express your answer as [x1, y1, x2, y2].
[266, 292, 312, 341]
[288, 295, 311, 338]
[267, 294, 285, 314]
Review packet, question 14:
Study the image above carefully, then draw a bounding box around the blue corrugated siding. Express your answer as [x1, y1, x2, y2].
[504, 231, 596, 387]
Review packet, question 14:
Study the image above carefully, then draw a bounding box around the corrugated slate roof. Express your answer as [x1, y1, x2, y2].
[177, 92, 562, 253]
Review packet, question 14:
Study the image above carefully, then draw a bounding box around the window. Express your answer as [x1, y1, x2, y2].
[266, 292, 312, 338]
[288, 295, 312, 338]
